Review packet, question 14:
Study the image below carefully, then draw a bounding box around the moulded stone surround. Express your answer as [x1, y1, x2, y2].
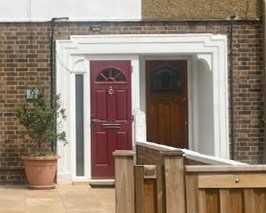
[56, 34, 228, 183]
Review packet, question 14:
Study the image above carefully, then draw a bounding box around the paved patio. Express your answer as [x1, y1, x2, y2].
[0, 184, 115, 213]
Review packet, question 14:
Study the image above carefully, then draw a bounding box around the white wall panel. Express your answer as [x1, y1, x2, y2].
[0, 0, 28, 21]
[197, 60, 214, 156]
[0, 0, 141, 21]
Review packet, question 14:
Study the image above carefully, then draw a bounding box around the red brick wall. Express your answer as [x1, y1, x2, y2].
[0, 21, 263, 183]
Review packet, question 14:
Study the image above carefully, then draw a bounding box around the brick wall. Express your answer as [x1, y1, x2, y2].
[0, 20, 263, 183]
[231, 23, 264, 164]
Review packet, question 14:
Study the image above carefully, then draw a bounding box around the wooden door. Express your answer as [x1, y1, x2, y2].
[90, 60, 132, 179]
[146, 60, 188, 148]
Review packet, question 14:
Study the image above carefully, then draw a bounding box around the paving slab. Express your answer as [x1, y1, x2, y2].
[0, 184, 115, 213]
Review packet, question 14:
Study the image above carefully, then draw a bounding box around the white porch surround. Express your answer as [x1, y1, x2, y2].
[56, 34, 228, 183]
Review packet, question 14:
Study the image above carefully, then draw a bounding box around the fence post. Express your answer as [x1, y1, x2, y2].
[162, 150, 185, 213]
[113, 150, 135, 213]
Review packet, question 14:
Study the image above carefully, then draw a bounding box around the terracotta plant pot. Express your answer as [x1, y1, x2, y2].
[21, 155, 60, 189]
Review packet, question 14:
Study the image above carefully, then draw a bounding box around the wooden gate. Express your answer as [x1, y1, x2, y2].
[186, 166, 266, 213]
[114, 142, 266, 213]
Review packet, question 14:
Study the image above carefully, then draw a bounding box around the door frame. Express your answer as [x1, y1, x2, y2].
[57, 55, 140, 182]
[56, 34, 229, 183]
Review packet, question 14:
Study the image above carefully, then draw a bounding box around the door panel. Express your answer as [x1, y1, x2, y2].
[146, 60, 188, 148]
[95, 132, 108, 164]
[90, 60, 132, 179]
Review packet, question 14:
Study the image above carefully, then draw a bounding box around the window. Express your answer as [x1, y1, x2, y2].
[76, 74, 84, 176]
[96, 67, 126, 82]
[151, 67, 182, 93]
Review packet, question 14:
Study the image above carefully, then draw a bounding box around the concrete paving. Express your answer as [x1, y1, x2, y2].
[0, 184, 115, 213]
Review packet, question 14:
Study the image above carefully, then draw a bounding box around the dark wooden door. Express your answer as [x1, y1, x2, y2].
[90, 60, 132, 179]
[146, 60, 188, 148]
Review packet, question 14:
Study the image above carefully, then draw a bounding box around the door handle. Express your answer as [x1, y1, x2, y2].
[91, 119, 102, 123]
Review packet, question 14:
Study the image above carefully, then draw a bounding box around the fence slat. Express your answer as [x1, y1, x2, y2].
[113, 150, 135, 213]
[198, 189, 206, 213]
[244, 189, 255, 213]
[219, 189, 231, 213]
[254, 189, 266, 213]
[144, 179, 157, 213]
[185, 174, 198, 213]
[135, 166, 145, 213]
[156, 165, 165, 213]
[163, 151, 185, 213]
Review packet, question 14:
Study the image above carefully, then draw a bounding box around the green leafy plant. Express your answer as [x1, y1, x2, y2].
[17, 85, 67, 156]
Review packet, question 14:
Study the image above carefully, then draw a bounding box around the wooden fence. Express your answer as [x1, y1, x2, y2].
[114, 143, 266, 213]
[186, 165, 266, 213]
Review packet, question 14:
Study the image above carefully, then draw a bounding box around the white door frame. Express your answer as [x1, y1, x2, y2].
[56, 34, 228, 183]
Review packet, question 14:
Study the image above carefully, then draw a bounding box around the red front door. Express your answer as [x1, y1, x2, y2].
[90, 60, 132, 179]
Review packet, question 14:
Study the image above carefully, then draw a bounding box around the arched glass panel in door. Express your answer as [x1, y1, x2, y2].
[96, 67, 126, 83]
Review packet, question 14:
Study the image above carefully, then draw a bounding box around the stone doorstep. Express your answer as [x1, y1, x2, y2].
[72, 179, 115, 187]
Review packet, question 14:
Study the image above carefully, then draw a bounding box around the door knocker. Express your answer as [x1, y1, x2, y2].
[108, 86, 114, 95]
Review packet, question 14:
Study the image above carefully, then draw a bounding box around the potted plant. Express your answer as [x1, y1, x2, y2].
[16, 85, 67, 189]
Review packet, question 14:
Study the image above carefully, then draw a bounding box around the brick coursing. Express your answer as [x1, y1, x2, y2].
[231, 23, 264, 164]
[0, 21, 263, 183]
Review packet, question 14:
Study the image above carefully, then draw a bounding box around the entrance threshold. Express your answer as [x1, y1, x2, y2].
[72, 179, 115, 186]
